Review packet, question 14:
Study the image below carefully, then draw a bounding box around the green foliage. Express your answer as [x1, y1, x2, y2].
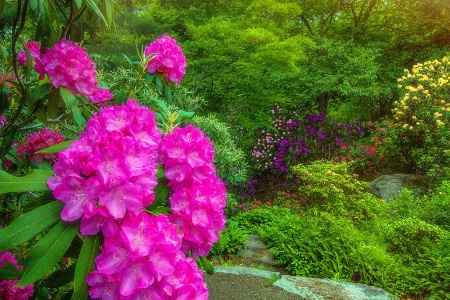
[233, 207, 401, 291]
[190, 114, 249, 185]
[291, 161, 387, 223]
[382, 217, 444, 262]
[210, 220, 248, 257]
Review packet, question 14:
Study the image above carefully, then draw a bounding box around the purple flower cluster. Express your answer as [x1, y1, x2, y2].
[252, 104, 366, 173]
[159, 125, 227, 258]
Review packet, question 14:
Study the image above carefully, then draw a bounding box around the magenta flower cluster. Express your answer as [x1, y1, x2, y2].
[0, 251, 34, 300]
[17, 127, 66, 163]
[87, 213, 208, 299]
[144, 35, 187, 84]
[159, 125, 227, 258]
[18, 39, 113, 103]
[47, 101, 225, 298]
[48, 99, 161, 227]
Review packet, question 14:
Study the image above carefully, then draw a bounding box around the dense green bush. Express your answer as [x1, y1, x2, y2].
[190, 114, 249, 186]
[210, 220, 248, 258]
[291, 161, 387, 223]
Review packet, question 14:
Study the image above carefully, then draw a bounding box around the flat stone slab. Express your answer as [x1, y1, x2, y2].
[214, 267, 399, 300]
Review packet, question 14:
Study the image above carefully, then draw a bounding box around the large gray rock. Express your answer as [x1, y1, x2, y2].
[367, 174, 433, 201]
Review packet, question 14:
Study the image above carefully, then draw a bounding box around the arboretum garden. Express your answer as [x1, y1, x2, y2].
[1, 0, 450, 299]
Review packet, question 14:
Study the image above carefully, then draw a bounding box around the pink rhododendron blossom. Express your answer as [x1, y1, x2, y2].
[145, 35, 187, 84]
[16, 127, 66, 163]
[0, 115, 6, 126]
[38, 39, 113, 103]
[0, 252, 34, 300]
[88, 213, 209, 299]
[159, 125, 227, 257]
[48, 100, 161, 229]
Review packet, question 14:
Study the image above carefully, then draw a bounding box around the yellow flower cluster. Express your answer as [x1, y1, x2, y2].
[393, 56, 450, 132]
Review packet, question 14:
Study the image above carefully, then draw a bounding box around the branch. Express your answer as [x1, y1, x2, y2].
[1, 0, 30, 137]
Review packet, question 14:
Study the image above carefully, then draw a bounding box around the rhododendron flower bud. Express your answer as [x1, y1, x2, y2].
[17, 127, 66, 163]
[145, 34, 187, 84]
[0, 252, 34, 300]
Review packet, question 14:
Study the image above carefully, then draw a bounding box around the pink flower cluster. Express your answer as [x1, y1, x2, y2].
[18, 39, 113, 103]
[159, 125, 227, 257]
[87, 213, 208, 299]
[0, 252, 34, 300]
[145, 35, 187, 84]
[48, 99, 161, 233]
[48, 103, 226, 298]
[17, 127, 66, 163]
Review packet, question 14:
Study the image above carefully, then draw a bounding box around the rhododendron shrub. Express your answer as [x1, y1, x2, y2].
[0, 252, 34, 300]
[0, 29, 223, 299]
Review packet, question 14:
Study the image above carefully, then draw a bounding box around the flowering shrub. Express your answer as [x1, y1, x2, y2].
[0, 252, 34, 300]
[252, 103, 367, 173]
[387, 56, 450, 176]
[16, 127, 66, 163]
[145, 34, 187, 84]
[0, 31, 225, 299]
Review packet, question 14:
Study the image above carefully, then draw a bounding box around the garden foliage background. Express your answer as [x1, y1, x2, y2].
[1, 0, 450, 299]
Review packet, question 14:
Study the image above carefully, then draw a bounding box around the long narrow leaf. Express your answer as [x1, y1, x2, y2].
[0, 170, 54, 194]
[85, 0, 108, 26]
[71, 235, 102, 300]
[36, 140, 73, 154]
[18, 221, 79, 286]
[0, 201, 63, 253]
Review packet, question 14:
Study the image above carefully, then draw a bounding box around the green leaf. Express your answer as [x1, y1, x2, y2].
[72, 235, 102, 300]
[155, 76, 164, 92]
[164, 86, 172, 103]
[0, 0, 6, 15]
[0, 262, 23, 280]
[175, 110, 195, 123]
[104, 0, 115, 25]
[145, 73, 155, 83]
[74, 0, 82, 9]
[41, 264, 76, 288]
[18, 220, 79, 286]
[0, 169, 54, 194]
[0, 201, 63, 253]
[146, 177, 170, 211]
[151, 99, 169, 114]
[31, 83, 51, 104]
[71, 106, 85, 127]
[60, 87, 77, 109]
[148, 206, 171, 215]
[36, 140, 73, 154]
[85, 0, 108, 26]
[197, 256, 214, 275]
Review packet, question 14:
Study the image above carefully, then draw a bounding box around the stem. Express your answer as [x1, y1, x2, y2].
[1, 0, 30, 137]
